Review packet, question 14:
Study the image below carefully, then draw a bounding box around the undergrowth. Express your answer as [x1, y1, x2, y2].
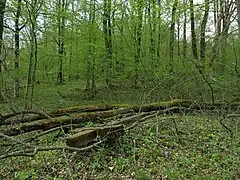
[0, 81, 240, 179]
[0, 114, 239, 179]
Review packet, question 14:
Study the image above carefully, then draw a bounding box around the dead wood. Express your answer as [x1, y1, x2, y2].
[0, 99, 187, 125]
[0, 140, 105, 160]
[1, 108, 131, 136]
[66, 124, 124, 148]
[0, 110, 52, 125]
[1, 99, 240, 136]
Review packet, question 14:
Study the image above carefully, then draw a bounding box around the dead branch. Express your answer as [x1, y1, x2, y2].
[0, 140, 105, 160]
[0, 110, 52, 125]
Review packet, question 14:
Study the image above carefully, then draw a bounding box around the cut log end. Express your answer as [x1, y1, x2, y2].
[66, 124, 124, 148]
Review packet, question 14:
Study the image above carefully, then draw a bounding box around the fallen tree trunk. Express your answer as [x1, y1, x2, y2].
[2, 99, 240, 136]
[0, 99, 186, 125]
[66, 124, 124, 148]
[1, 108, 131, 136]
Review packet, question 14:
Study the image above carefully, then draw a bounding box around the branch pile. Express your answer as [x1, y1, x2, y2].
[0, 99, 239, 159]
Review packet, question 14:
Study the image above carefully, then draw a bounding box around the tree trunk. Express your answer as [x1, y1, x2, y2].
[0, 0, 6, 73]
[103, 0, 113, 86]
[85, 0, 96, 99]
[200, 0, 210, 63]
[169, 0, 178, 72]
[190, 0, 198, 60]
[148, 0, 156, 68]
[0, 0, 6, 100]
[134, 0, 144, 87]
[183, 0, 187, 61]
[24, 0, 39, 109]
[14, 0, 22, 98]
[57, 0, 66, 85]
[236, 0, 240, 39]
[156, 0, 161, 62]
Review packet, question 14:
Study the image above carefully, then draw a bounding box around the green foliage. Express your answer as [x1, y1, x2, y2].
[1, 111, 239, 179]
[1, 0, 240, 179]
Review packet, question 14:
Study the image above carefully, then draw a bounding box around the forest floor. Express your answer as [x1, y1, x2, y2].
[0, 81, 240, 179]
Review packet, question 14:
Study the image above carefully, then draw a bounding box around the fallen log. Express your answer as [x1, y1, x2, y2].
[2, 99, 240, 136]
[66, 124, 124, 148]
[1, 108, 131, 136]
[0, 99, 186, 125]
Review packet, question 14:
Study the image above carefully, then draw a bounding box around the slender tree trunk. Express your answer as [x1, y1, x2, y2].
[183, 0, 187, 61]
[14, 0, 22, 98]
[177, 17, 180, 59]
[0, 0, 6, 73]
[103, 0, 113, 86]
[0, 0, 6, 100]
[57, 0, 66, 85]
[210, 0, 221, 67]
[85, 0, 96, 99]
[134, 0, 143, 87]
[24, 0, 39, 109]
[152, 0, 156, 67]
[200, 0, 210, 62]
[69, 1, 74, 81]
[190, 0, 198, 60]
[169, 0, 178, 72]
[91, 0, 96, 98]
[148, 0, 156, 68]
[236, 0, 240, 39]
[156, 0, 161, 61]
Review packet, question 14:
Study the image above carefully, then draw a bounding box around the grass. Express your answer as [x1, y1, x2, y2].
[1, 114, 239, 179]
[0, 81, 240, 179]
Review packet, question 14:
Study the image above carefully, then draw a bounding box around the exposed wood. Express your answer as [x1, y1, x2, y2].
[66, 130, 97, 147]
[1, 99, 240, 136]
[1, 99, 184, 125]
[67, 124, 124, 148]
[1, 108, 131, 136]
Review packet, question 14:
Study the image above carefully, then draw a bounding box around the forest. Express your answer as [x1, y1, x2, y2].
[0, 0, 240, 179]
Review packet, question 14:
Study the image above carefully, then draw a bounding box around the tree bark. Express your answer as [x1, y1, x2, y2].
[0, 0, 6, 73]
[14, 0, 22, 98]
[2, 99, 240, 136]
[134, 0, 143, 87]
[24, 0, 39, 109]
[190, 0, 198, 60]
[200, 0, 210, 62]
[85, 0, 96, 99]
[57, 0, 67, 85]
[236, 0, 240, 39]
[183, 0, 187, 61]
[0, 0, 6, 100]
[103, 0, 113, 86]
[169, 0, 178, 72]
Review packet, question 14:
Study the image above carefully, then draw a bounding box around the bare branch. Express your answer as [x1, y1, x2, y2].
[0, 140, 105, 160]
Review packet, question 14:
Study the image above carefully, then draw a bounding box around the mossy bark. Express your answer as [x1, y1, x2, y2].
[1, 99, 240, 136]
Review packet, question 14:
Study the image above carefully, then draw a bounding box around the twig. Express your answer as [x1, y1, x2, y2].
[0, 140, 105, 160]
[0, 110, 52, 123]
[125, 112, 178, 131]
[24, 124, 73, 143]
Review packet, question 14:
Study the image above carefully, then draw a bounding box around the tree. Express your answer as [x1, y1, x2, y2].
[200, 0, 210, 63]
[0, 0, 6, 73]
[182, 0, 187, 61]
[148, 0, 156, 68]
[103, 0, 113, 86]
[189, 0, 198, 60]
[0, 0, 6, 99]
[169, 0, 178, 72]
[134, 0, 144, 86]
[14, 0, 23, 98]
[85, 0, 96, 99]
[57, 0, 68, 84]
[24, 0, 42, 109]
[236, 0, 240, 39]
